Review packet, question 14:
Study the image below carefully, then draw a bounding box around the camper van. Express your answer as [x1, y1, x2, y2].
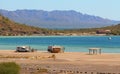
[48, 45, 65, 53]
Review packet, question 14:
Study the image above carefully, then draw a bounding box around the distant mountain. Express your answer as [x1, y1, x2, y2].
[0, 9, 120, 29]
[0, 14, 53, 36]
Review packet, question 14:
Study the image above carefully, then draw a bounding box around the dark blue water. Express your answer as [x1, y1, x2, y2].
[0, 36, 120, 53]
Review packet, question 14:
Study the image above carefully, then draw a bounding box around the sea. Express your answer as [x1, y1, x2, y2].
[0, 36, 120, 53]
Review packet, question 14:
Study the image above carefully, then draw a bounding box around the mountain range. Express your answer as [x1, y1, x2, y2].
[1, 13, 120, 36]
[0, 9, 119, 29]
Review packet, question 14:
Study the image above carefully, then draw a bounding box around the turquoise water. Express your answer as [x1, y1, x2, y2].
[0, 36, 120, 53]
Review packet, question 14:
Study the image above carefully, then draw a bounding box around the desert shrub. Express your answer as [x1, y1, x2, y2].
[0, 62, 20, 74]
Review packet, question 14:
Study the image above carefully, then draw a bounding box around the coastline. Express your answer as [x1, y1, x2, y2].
[0, 50, 120, 64]
[0, 34, 119, 37]
[0, 50, 120, 74]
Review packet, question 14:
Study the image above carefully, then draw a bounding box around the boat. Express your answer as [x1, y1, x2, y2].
[108, 37, 112, 40]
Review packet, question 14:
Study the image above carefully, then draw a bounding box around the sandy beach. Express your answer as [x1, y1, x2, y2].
[0, 50, 120, 74]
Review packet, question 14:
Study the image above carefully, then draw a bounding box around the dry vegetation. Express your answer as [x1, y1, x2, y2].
[0, 14, 54, 36]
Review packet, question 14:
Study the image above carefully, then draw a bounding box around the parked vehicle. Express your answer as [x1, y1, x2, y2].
[16, 46, 36, 52]
[48, 45, 65, 53]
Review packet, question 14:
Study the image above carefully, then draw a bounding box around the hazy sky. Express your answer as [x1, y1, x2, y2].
[1, 0, 120, 20]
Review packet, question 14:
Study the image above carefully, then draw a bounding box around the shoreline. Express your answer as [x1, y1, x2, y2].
[0, 35, 119, 37]
[0, 50, 120, 66]
[0, 50, 120, 61]
[1, 49, 120, 54]
[0, 50, 120, 74]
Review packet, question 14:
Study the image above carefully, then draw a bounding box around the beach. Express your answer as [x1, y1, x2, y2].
[0, 50, 120, 74]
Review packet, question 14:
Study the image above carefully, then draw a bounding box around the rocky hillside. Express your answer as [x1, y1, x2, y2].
[0, 14, 53, 36]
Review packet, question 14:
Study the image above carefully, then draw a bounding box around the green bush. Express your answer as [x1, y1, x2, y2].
[0, 62, 20, 74]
